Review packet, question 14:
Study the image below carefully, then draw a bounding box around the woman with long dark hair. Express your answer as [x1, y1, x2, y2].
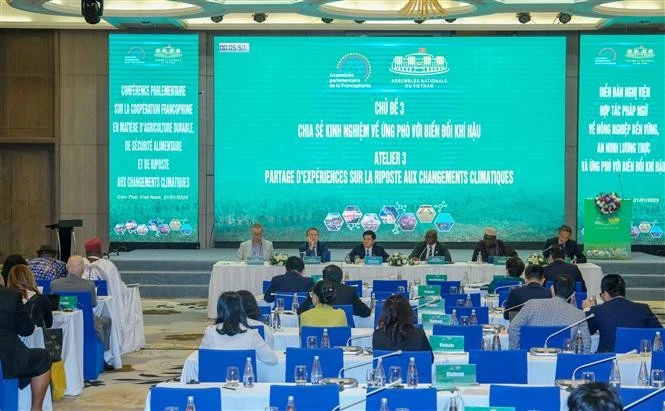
[7, 264, 53, 328]
[237, 289, 274, 347]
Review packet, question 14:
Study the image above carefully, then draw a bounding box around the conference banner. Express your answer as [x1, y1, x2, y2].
[214, 37, 566, 242]
[109, 34, 199, 243]
[578, 35, 665, 246]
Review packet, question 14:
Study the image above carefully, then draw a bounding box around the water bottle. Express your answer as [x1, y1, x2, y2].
[609, 358, 621, 389]
[397, 271, 403, 280]
[451, 309, 459, 326]
[344, 271, 350, 281]
[638, 359, 650, 386]
[491, 330, 501, 351]
[574, 330, 584, 354]
[448, 395, 458, 411]
[321, 328, 330, 349]
[273, 309, 281, 329]
[185, 395, 196, 411]
[379, 397, 390, 411]
[407, 357, 418, 387]
[465, 294, 472, 307]
[311, 355, 323, 384]
[370, 293, 376, 311]
[409, 281, 415, 300]
[286, 395, 296, 411]
[476, 252, 483, 264]
[243, 357, 254, 388]
[654, 331, 663, 352]
[291, 293, 300, 312]
[374, 358, 386, 387]
[469, 309, 478, 325]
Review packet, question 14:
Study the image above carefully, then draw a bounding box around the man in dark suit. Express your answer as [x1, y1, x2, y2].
[297, 264, 371, 318]
[583, 274, 662, 352]
[544, 245, 587, 291]
[348, 230, 390, 263]
[297, 227, 330, 262]
[264, 256, 315, 303]
[0, 287, 51, 409]
[542, 224, 587, 263]
[503, 264, 551, 320]
[409, 229, 452, 263]
[471, 227, 517, 262]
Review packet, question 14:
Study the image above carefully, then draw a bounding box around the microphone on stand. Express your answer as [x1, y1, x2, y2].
[337, 349, 403, 378]
[489, 284, 522, 297]
[530, 314, 595, 355]
[624, 386, 665, 410]
[555, 349, 637, 387]
[346, 333, 374, 347]
[330, 380, 402, 411]
[503, 300, 529, 312]
[414, 297, 442, 310]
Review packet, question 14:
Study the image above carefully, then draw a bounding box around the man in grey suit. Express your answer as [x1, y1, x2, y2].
[237, 223, 274, 261]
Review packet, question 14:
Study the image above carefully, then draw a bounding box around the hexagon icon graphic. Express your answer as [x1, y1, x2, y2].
[397, 212, 418, 232]
[630, 226, 640, 238]
[169, 219, 182, 231]
[638, 222, 652, 233]
[379, 206, 399, 224]
[324, 213, 344, 232]
[650, 225, 663, 239]
[416, 205, 436, 223]
[342, 206, 362, 225]
[434, 213, 455, 233]
[361, 213, 381, 232]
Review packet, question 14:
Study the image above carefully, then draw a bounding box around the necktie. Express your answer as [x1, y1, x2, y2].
[428, 245, 434, 258]
[366, 248, 371, 257]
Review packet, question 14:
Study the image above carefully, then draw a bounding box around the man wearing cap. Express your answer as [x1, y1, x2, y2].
[28, 244, 67, 280]
[83, 237, 106, 281]
[471, 227, 517, 262]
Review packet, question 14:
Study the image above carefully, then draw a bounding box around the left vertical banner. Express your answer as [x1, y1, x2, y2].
[108, 34, 199, 244]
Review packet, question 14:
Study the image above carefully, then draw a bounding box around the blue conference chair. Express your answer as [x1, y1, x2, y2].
[262, 280, 271, 294]
[620, 387, 665, 411]
[58, 291, 105, 380]
[432, 325, 483, 351]
[343, 280, 363, 297]
[440, 293, 481, 307]
[469, 350, 528, 384]
[365, 387, 437, 411]
[271, 292, 308, 311]
[150, 387, 221, 411]
[490, 385, 560, 411]
[520, 325, 568, 351]
[36, 279, 51, 295]
[333, 304, 355, 327]
[0, 362, 18, 411]
[573, 292, 587, 309]
[494, 280, 522, 293]
[285, 348, 343, 382]
[258, 304, 271, 318]
[269, 384, 339, 411]
[445, 306, 489, 325]
[372, 280, 408, 293]
[299, 326, 351, 348]
[372, 350, 433, 384]
[426, 280, 460, 295]
[546, 281, 584, 293]
[498, 289, 511, 307]
[652, 350, 665, 370]
[615, 327, 665, 353]
[198, 349, 257, 383]
[555, 353, 614, 381]
[93, 280, 108, 296]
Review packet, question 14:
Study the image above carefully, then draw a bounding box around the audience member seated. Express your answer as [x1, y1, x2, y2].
[373, 295, 433, 362]
[2, 254, 28, 286]
[347, 230, 390, 263]
[83, 237, 106, 281]
[7, 265, 53, 328]
[200, 291, 277, 365]
[28, 245, 67, 281]
[471, 227, 517, 262]
[237, 289, 274, 346]
[503, 264, 550, 321]
[508, 273, 591, 350]
[0, 286, 51, 410]
[583, 274, 662, 352]
[409, 229, 452, 263]
[567, 382, 622, 411]
[297, 264, 371, 318]
[299, 280, 348, 328]
[237, 223, 274, 262]
[487, 256, 525, 294]
[544, 245, 587, 291]
[543, 224, 587, 263]
[264, 256, 314, 304]
[298, 227, 330, 262]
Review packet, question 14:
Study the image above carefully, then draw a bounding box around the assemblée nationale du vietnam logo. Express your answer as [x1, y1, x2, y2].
[154, 44, 183, 63]
[625, 45, 655, 64]
[390, 48, 449, 76]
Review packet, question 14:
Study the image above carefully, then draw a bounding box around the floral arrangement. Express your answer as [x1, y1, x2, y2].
[270, 253, 288, 266]
[595, 192, 621, 215]
[526, 253, 547, 266]
[387, 253, 410, 266]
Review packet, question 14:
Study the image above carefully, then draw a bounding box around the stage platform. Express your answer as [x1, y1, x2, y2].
[109, 249, 664, 302]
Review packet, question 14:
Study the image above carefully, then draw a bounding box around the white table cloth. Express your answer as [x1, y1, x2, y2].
[95, 296, 123, 369]
[52, 310, 84, 396]
[18, 327, 54, 411]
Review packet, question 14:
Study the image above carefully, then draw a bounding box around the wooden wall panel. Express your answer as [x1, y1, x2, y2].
[0, 149, 11, 257]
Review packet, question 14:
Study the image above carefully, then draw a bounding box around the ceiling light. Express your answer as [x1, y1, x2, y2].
[210, 15, 223, 23]
[81, 0, 103, 25]
[321, 17, 334, 24]
[517, 12, 531, 24]
[557, 13, 571, 24]
[414, 19, 425, 24]
[253, 13, 267, 23]
[444, 18, 457, 23]
[354, 20, 365, 24]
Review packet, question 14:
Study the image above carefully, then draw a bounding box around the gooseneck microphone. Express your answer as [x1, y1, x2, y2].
[346, 333, 373, 346]
[624, 386, 665, 410]
[544, 314, 594, 348]
[570, 349, 637, 380]
[530, 314, 595, 355]
[337, 349, 403, 378]
[330, 380, 402, 411]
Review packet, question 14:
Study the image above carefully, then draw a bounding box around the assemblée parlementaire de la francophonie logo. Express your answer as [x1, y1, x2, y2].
[390, 48, 449, 89]
[125, 47, 146, 64]
[329, 53, 372, 89]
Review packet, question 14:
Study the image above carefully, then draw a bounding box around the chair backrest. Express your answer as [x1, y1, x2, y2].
[258, 305, 271, 318]
[285, 348, 344, 382]
[333, 305, 355, 327]
[372, 280, 408, 293]
[262, 280, 271, 294]
[198, 349, 257, 383]
[619, 387, 665, 411]
[269, 384, 339, 411]
[93, 279, 108, 296]
[57, 291, 101, 380]
[372, 350, 433, 384]
[519, 325, 569, 350]
[555, 353, 614, 381]
[497, 289, 511, 307]
[652, 350, 665, 371]
[469, 350, 528, 384]
[545, 281, 584, 293]
[426, 280, 460, 295]
[343, 280, 363, 297]
[445, 306, 489, 325]
[432, 325, 483, 351]
[36, 279, 51, 295]
[490, 385, 560, 411]
[574, 292, 586, 309]
[440, 293, 481, 307]
[615, 327, 665, 353]
[365, 387, 437, 411]
[299, 326, 351, 348]
[494, 280, 521, 292]
[150, 386, 221, 411]
[1, 361, 19, 411]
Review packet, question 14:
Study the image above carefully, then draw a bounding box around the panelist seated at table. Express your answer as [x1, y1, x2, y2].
[347, 230, 390, 263]
[0, 286, 51, 410]
[373, 295, 433, 362]
[264, 256, 314, 304]
[297, 265, 371, 318]
[237, 223, 274, 262]
[238, 290, 274, 347]
[542, 224, 587, 264]
[582, 274, 662, 353]
[7, 264, 53, 328]
[543, 245, 587, 292]
[487, 256, 525, 294]
[471, 227, 518, 263]
[202, 291, 278, 365]
[503, 264, 550, 321]
[409, 229, 452, 263]
[297, 227, 330, 262]
[299, 280, 348, 328]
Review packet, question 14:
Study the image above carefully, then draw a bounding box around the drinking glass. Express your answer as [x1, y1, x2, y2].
[395, 409, 411, 411]
[456, 299, 465, 307]
[481, 336, 491, 350]
[449, 286, 458, 295]
[226, 366, 240, 386]
[651, 369, 664, 388]
[389, 366, 402, 384]
[640, 339, 652, 355]
[460, 316, 469, 326]
[397, 286, 406, 294]
[562, 338, 574, 353]
[581, 371, 595, 383]
[307, 336, 318, 349]
[366, 368, 376, 388]
[294, 365, 307, 385]
[276, 298, 285, 313]
[163, 407, 180, 411]
[262, 314, 272, 327]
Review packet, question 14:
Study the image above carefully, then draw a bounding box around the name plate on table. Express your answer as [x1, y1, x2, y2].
[466, 407, 515, 411]
[304, 256, 321, 264]
[247, 256, 265, 265]
[418, 285, 441, 297]
[426, 274, 448, 282]
[419, 298, 445, 314]
[59, 295, 77, 310]
[429, 335, 464, 352]
[422, 313, 451, 329]
[364, 256, 383, 265]
[427, 256, 446, 264]
[435, 364, 477, 386]
[491, 256, 507, 265]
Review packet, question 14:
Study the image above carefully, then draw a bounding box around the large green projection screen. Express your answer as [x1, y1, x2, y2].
[214, 37, 566, 242]
[578, 35, 664, 245]
[109, 34, 199, 243]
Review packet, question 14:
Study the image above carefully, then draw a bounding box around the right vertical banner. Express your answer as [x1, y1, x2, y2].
[578, 35, 665, 254]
